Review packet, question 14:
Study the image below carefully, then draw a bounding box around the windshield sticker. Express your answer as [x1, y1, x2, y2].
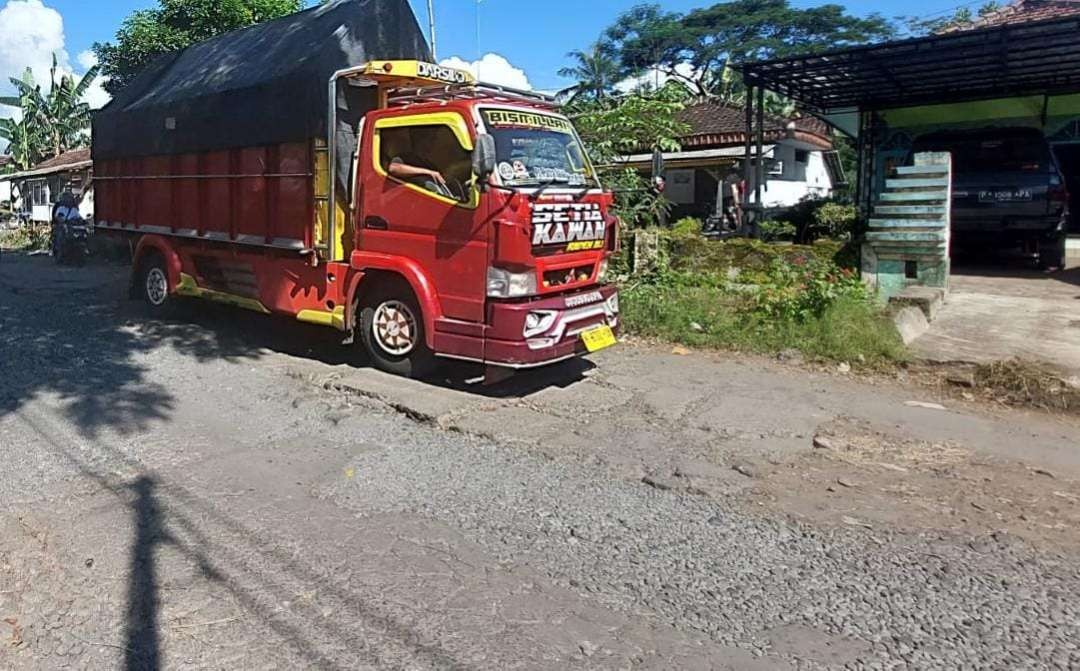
[484, 110, 573, 133]
[497, 162, 516, 181]
[532, 203, 606, 251]
[535, 167, 586, 186]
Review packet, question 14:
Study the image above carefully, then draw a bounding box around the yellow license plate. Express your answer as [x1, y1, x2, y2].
[581, 325, 616, 353]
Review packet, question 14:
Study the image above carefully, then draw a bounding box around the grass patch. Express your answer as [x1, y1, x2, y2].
[622, 284, 907, 367]
[0, 223, 50, 251]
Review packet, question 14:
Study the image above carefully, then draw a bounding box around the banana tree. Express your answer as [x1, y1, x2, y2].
[0, 56, 99, 169]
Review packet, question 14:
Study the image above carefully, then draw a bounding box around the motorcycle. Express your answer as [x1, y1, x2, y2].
[54, 218, 90, 266]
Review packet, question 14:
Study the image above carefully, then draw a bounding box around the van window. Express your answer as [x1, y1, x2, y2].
[377, 124, 472, 202]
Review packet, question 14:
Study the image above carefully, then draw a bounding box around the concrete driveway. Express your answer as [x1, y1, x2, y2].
[913, 265, 1080, 377]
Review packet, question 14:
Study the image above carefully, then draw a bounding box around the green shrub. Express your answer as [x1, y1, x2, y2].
[813, 201, 857, 240]
[753, 257, 867, 322]
[671, 217, 703, 237]
[759, 219, 796, 242]
[784, 197, 858, 243]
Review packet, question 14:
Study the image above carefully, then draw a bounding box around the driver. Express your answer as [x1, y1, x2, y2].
[388, 153, 447, 192]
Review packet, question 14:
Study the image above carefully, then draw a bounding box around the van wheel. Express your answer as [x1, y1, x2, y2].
[1039, 235, 1066, 270]
[138, 252, 172, 310]
[359, 279, 435, 378]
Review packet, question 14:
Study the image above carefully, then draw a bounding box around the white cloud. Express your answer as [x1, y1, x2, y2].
[77, 49, 98, 71]
[615, 62, 699, 94]
[0, 0, 110, 128]
[439, 53, 532, 91]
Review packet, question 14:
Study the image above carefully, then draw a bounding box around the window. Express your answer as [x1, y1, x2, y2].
[30, 180, 48, 206]
[377, 124, 473, 203]
[795, 150, 809, 164]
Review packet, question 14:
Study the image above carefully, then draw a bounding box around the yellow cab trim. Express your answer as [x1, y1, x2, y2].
[362, 60, 476, 87]
[175, 273, 271, 314]
[296, 306, 347, 331]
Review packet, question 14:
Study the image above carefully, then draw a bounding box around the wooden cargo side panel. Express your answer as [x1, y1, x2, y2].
[96, 141, 315, 248]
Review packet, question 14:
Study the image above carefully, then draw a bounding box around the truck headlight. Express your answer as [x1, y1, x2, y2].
[487, 267, 537, 298]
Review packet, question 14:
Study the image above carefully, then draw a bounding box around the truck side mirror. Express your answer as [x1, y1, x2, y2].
[473, 134, 497, 183]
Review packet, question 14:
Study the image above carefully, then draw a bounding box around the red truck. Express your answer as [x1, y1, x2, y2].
[93, 1, 618, 379]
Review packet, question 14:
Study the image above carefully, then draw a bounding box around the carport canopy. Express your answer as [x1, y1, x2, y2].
[742, 15, 1080, 114]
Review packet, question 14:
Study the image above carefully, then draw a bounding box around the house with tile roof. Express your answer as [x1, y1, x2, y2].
[620, 100, 842, 222]
[0, 148, 93, 223]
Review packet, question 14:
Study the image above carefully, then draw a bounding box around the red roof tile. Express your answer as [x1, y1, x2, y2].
[674, 101, 832, 149]
[948, 0, 1080, 30]
[29, 148, 91, 172]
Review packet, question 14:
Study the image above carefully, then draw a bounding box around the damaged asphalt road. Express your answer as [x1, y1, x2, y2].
[2, 254, 1080, 670]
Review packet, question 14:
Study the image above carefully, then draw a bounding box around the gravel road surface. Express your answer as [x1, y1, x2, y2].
[2, 253, 1079, 670]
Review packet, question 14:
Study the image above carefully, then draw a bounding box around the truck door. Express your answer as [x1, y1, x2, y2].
[358, 112, 488, 324]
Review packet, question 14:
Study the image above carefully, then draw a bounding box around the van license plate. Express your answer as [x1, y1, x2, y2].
[581, 325, 616, 353]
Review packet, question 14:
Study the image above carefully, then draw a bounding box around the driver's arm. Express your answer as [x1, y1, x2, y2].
[388, 158, 446, 186]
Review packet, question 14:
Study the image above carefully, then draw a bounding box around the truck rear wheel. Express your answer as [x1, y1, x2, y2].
[138, 252, 172, 311]
[359, 279, 435, 379]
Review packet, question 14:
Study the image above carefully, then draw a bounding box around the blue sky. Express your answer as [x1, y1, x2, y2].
[1, 0, 982, 101]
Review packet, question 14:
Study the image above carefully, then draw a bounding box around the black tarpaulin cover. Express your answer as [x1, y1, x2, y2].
[92, 0, 430, 162]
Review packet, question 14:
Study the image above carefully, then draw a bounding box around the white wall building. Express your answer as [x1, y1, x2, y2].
[621, 101, 843, 222]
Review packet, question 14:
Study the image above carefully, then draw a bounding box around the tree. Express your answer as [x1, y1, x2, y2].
[604, 1, 893, 99]
[557, 43, 621, 103]
[0, 57, 100, 170]
[93, 0, 305, 95]
[569, 83, 691, 227]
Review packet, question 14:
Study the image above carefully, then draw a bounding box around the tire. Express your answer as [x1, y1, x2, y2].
[1039, 234, 1066, 270]
[138, 252, 172, 311]
[358, 278, 435, 379]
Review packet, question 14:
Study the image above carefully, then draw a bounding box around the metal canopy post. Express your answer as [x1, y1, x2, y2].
[743, 84, 754, 233]
[754, 86, 765, 238]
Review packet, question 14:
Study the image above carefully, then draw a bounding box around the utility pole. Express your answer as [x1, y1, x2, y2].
[427, 0, 437, 60]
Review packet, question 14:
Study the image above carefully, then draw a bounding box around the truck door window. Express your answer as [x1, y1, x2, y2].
[377, 124, 472, 203]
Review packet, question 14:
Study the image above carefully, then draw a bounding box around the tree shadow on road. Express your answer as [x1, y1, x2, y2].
[0, 252, 595, 441]
[18, 403, 469, 670]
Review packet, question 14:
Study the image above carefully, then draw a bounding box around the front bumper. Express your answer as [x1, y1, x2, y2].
[432, 285, 619, 368]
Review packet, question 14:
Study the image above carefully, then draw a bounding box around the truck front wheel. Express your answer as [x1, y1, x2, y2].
[359, 280, 435, 379]
[138, 252, 172, 311]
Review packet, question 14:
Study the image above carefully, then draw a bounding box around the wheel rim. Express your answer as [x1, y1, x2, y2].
[145, 267, 168, 306]
[372, 300, 418, 356]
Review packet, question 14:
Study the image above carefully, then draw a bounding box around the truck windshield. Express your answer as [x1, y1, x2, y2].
[481, 108, 598, 188]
